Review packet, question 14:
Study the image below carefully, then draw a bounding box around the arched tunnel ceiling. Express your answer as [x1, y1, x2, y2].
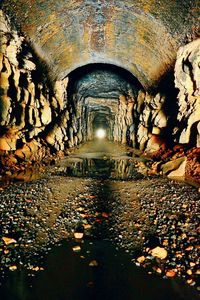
[69, 65, 140, 100]
[2, 0, 199, 89]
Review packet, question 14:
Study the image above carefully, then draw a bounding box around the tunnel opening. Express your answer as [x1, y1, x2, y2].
[92, 114, 109, 140]
[67, 63, 143, 93]
[66, 63, 144, 146]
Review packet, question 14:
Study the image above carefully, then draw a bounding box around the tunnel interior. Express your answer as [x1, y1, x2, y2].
[0, 3, 200, 298]
[0, 4, 199, 180]
[66, 63, 143, 144]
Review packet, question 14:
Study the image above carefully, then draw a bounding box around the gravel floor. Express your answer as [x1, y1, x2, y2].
[0, 141, 199, 296]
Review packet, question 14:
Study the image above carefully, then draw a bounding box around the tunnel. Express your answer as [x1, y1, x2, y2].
[0, 1, 200, 299]
[0, 1, 199, 160]
[66, 63, 142, 144]
[93, 115, 109, 140]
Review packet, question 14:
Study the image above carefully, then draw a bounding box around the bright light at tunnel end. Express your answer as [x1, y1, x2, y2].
[95, 128, 106, 139]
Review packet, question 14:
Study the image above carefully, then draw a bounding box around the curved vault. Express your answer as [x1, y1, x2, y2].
[2, 0, 199, 89]
[67, 63, 142, 99]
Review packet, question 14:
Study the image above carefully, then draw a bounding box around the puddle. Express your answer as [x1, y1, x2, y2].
[54, 156, 145, 180]
[0, 239, 198, 300]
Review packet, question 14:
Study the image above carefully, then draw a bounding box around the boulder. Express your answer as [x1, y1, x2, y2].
[185, 148, 200, 183]
[161, 157, 186, 175]
[167, 158, 186, 178]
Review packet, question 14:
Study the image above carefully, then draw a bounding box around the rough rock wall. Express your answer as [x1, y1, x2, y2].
[175, 39, 200, 147]
[0, 10, 68, 162]
[113, 95, 134, 145]
[129, 91, 168, 152]
[107, 89, 169, 152]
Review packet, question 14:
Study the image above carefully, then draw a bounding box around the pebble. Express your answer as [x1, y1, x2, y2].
[72, 246, 81, 252]
[166, 270, 176, 277]
[137, 256, 146, 263]
[150, 247, 168, 260]
[89, 260, 98, 267]
[2, 237, 17, 245]
[155, 267, 162, 274]
[74, 232, 84, 239]
[9, 265, 17, 271]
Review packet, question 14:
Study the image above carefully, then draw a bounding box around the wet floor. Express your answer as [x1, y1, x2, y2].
[1, 240, 198, 300]
[0, 141, 199, 300]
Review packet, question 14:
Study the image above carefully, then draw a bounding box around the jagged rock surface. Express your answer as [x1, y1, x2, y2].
[175, 38, 200, 147]
[0, 10, 68, 159]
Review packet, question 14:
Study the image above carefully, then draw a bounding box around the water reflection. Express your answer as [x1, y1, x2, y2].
[1, 240, 198, 300]
[55, 156, 144, 180]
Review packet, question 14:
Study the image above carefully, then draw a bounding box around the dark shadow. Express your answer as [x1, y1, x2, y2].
[154, 69, 179, 148]
[189, 121, 199, 146]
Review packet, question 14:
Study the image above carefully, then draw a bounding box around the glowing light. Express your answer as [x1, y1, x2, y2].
[95, 128, 106, 139]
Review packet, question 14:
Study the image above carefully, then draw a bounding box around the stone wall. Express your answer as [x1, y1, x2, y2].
[0, 10, 68, 162]
[174, 38, 200, 147]
[135, 91, 168, 152]
[111, 91, 168, 152]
